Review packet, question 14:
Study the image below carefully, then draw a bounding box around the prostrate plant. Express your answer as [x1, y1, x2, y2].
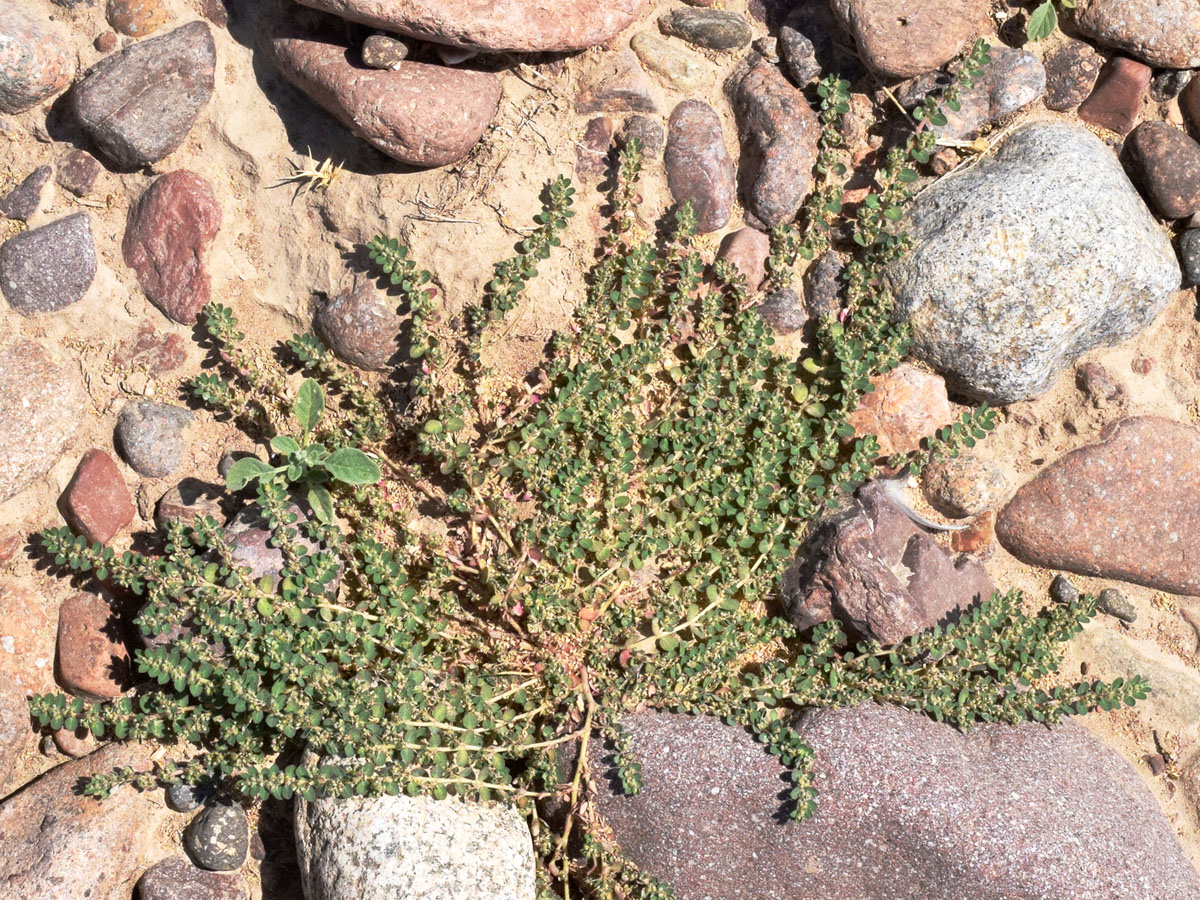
[30, 39, 1147, 900]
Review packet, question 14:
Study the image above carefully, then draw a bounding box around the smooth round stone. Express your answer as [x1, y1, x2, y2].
[921, 453, 1011, 518]
[360, 33, 409, 69]
[184, 802, 248, 872]
[313, 282, 400, 371]
[167, 780, 218, 813]
[0, 214, 97, 316]
[115, 400, 192, 477]
[1179, 228, 1200, 285]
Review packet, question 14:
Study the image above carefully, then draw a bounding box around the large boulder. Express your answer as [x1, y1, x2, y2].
[592, 704, 1200, 900]
[887, 121, 1179, 403]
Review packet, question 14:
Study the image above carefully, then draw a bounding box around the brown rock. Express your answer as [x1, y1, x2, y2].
[123, 170, 221, 324]
[951, 510, 994, 555]
[1181, 76, 1200, 137]
[665, 100, 735, 233]
[997, 417, 1200, 594]
[293, 0, 645, 52]
[139, 856, 250, 900]
[0, 5, 75, 114]
[53, 725, 98, 758]
[55, 590, 132, 699]
[1043, 37, 1104, 112]
[360, 33, 409, 69]
[95, 31, 119, 53]
[1078, 57, 1151, 135]
[61, 449, 135, 545]
[830, 0, 988, 79]
[1128, 121, 1200, 219]
[1077, 0, 1200, 68]
[107, 0, 169, 37]
[266, 24, 502, 168]
[575, 48, 657, 115]
[314, 281, 400, 371]
[56, 149, 103, 197]
[575, 116, 614, 179]
[156, 477, 225, 529]
[848, 363, 953, 456]
[716, 227, 769, 291]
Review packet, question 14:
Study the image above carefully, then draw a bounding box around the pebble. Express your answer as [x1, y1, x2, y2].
[575, 48, 657, 115]
[167, 780, 218, 812]
[1128, 121, 1200, 219]
[115, 400, 192, 477]
[734, 59, 820, 229]
[756, 287, 806, 334]
[782, 4, 866, 82]
[804, 250, 845, 320]
[630, 32, 707, 93]
[0, 214, 97, 316]
[61, 449, 135, 545]
[575, 116, 614, 179]
[52, 725, 98, 758]
[1077, 0, 1200, 68]
[0, 165, 52, 222]
[778, 23, 820, 87]
[95, 32, 119, 52]
[138, 856, 249, 900]
[106, 0, 168, 37]
[1097, 587, 1138, 623]
[434, 46, 479, 66]
[657, 8, 751, 52]
[829, 0, 988, 79]
[156, 478, 225, 529]
[55, 591, 131, 699]
[1078, 57, 1152, 135]
[847, 363, 953, 456]
[1152, 70, 1193, 102]
[921, 452, 1011, 518]
[619, 115, 665, 158]
[314, 282, 401, 371]
[0, 6, 75, 114]
[932, 47, 1044, 139]
[950, 510, 995, 555]
[664, 100, 734, 233]
[185, 802, 249, 872]
[1075, 361, 1127, 408]
[56, 149, 102, 198]
[716, 227, 769, 292]
[73, 21, 216, 168]
[360, 33, 409, 69]
[1043, 37, 1104, 111]
[1050, 573, 1080, 604]
[123, 170, 221, 324]
[1179, 228, 1200, 285]
[929, 146, 958, 175]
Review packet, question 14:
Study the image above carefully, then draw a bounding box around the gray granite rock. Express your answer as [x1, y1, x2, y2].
[0, 214, 96, 316]
[116, 400, 192, 477]
[887, 122, 1179, 403]
[1077, 0, 1200, 68]
[185, 802, 248, 871]
[0, 165, 52, 222]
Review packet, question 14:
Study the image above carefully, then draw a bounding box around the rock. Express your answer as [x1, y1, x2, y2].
[1043, 37, 1104, 111]
[575, 115, 614, 179]
[716, 227, 769, 291]
[61, 449, 135, 545]
[619, 115, 665, 158]
[997, 417, 1200, 595]
[886, 122, 1179, 403]
[630, 32, 708, 93]
[1180, 228, 1200, 285]
[1078, 56, 1151, 135]
[575, 48, 656, 115]
[950, 510, 994, 555]
[1050, 573, 1080, 604]
[0, 165, 52, 222]
[933, 47, 1044, 139]
[1075, 360, 1127, 408]
[921, 452, 1010, 518]
[266, 25, 501, 168]
[314, 282, 400, 371]
[107, 0, 168, 36]
[830, 0, 987, 79]
[223, 502, 325, 583]
[0, 213, 97, 316]
[0, 340, 88, 503]
[782, 4, 866, 83]
[360, 33, 409, 69]
[929, 146, 958, 175]
[1075, 624, 1200, 729]
[782, 481, 995, 643]
[294, 0, 644, 52]
[847, 363, 953, 456]
[73, 21, 216, 168]
[1128, 121, 1200, 219]
[592, 704, 1200, 900]
[113, 322, 188, 373]
[803, 250, 845, 320]
[115, 400, 192, 477]
[756, 288, 806, 334]
[186, 802, 249, 871]
[0, 673, 25, 786]
[156, 478, 225, 529]
[778, 24, 820, 87]
[658, 8, 751, 51]
[1180, 76, 1200, 135]
[95, 31, 118, 52]
[1152, 69, 1193, 102]
[734, 60, 820, 229]
[167, 780, 218, 812]
[139, 856, 249, 900]
[664, 100, 734, 233]
[198, 0, 228, 27]
[123, 170, 221, 324]
[1077, 0, 1200, 68]
[296, 786, 536, 900]
[0, 744, 174, 899]
[0, 5, 75, 114]
[55, 590, 132, 699]
[56, 148, 102, 197]
[52, 725, 97, 757]
[1097, 587, 1137, 623]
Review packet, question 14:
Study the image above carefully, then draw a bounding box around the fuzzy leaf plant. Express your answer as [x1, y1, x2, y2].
[31, 39, 1146, 900]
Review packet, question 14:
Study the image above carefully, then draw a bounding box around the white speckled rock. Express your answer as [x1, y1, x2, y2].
[295, 784, 536, 900]
[1077, 0, 1200, 68]
[887, 121, 1179, 403]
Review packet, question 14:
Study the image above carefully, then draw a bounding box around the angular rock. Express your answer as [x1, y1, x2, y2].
[575, 115, 613, 179]
[186, 802, 249, 871]
[619, 115, 665, 158]
[0, 672, 26, 786]
[664, 100, 734, 233]
[778, 23, 820, 87]
[73, 21, 216, 168]
[115, 400, 192, 477]
[0, 165, 52, 222]
[56, 148, 102, 197]
[0, 5, 75, 114]
[1077, 0, 1200, 68]
[294, 0, 644, 52]
[830, 0, 987, 79]
[0, 744, 174, 899]
[847, 363, 953, 456]
[156, 478, 225, 529]
[266, 25, 501, 168]
[107, 0, 169, 37]
[1078, 56, 1151, 135]
[0, 213, 96, 316]
[1076, 360, 1127, 408]
[113, 322, 188, 373]
[997, 417, 1200, 595]
[139, 856, 249, 900]
[0, 340, 87, 502]
[360, 33, 409, 69]
[575, 48, 656, 115]
[61, 449, 135, 545]
[296, 787, 536, 900]
[716, 227, 769, 292]
[593, 704, 1200, 900]
[55, 590, 132, 699]
[886, 122, 1179, 403]
[630, 32, 708, 93]
[734, 60, 819, 229]
[782, 481, 995, 643]
[1128, 121, 1200, 219]
[123, 170, 221, 324]
[1097, 587, 1137, 623]
[314, 281, 400, 371]
[658, 8, 751, 51]
[1043, 36, 1104, 111]
[756, 287, 806, 334]
[933, 47, 1044, 139]
[921, 452, 1010, 518]
[1180, 228, 1200, 285]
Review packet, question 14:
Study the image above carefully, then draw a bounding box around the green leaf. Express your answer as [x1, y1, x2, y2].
[225, 457, 275, 491]
[271, 435, 301, 455]
[307, 484, 335, 524]
[295, 379, 325, 435]
[324, 448, 382, 485]
[1026, 1, 1057, 41]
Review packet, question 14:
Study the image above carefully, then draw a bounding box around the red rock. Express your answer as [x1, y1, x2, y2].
[922, 452, 1010, 518]
[61, 449, 135, 545]
[1128, 121, 1200, 219]
[0, 6, 76, 114]
[123, 170, 221, 324]
[830, 0, 988, 79]
[716, 227, 770, 291]
[0, 586, 56, 696]
[1078, 57, 1151, 135]
[112, 322, 188, 373]
[54, 591, 132, 699]
[665, 100, 735, 234]
[847, 363, 954, 456]
[56, 149, 103, 198]
[266, 25, 502, 168]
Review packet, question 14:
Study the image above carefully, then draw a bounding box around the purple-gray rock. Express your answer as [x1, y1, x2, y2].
[138, 856, 249, 900]
[619, 115, 665, 158]
[185, 802, 248, 872]
[72, 21, 216, 168]
[756, 288, 806, 334]
[933, 47, 1045, 139]
[592, 704, 1200, 900]
[575, 115, 614, 179]
[782, 481, 995, 643]
[1044, 37, 1105, 111]
[658, 8, 751, 51]
[778, 23, 819, 87]
[56, 149, 102, 197]
[665, 100, 735, 233]
[1128, 120, 1200, 219]
[0, 213, 96, 316]
[0, 165, 52, 222]
[314, 282, 400, 371]
[804, 249, 845, 320]
[115, 400, 192, 477]
[0, 6, 75, 114]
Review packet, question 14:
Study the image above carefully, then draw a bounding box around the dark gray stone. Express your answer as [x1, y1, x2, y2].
[1097, 587, 1138, 623]
[756, 288, 806, 334]
[185, 802, 248, 872]
[803, 250, 845, 320]
[1049, 573, 1079, 605]
[0, 214, 96, 316]
[1180, 228, 1200, 285]
[658, 8, 751, 51]
[360, 33, 409, 69]
[115, 400, 192, 477]
[778, 24, 819, 87]
[167, 780, 219, 813]
[619, 115, 665, 158]
[0, 166, 52, 222]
